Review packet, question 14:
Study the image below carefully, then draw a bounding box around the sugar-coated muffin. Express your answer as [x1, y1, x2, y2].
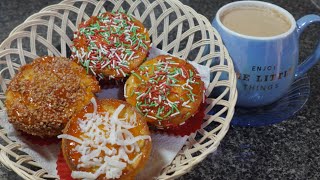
[59, 98, 151, 180]
[125, 55, 205, 129]
[71, 10, 151, 79]
[5, 56, 100, 137]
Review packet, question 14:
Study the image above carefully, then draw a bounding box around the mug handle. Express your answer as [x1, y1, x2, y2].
[295, 14, 320, 78]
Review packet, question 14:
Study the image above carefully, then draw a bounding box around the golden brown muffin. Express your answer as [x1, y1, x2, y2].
[59, 98, 151, 180]
[71, 11, 151, 79]
[5, 56, 100, 137]
[125, 55, 205, 129]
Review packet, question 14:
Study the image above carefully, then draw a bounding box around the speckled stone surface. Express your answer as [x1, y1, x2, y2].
[1, 0, 320, 179]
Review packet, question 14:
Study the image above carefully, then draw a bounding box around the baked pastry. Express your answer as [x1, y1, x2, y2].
[5, 56, 99, 137]
[71, 10, 151, 79]
[125, 55, 205, 129]
[59, 98, 151, 179]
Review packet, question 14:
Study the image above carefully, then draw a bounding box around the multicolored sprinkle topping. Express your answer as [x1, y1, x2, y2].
[125, 56, 204, 127]
[71, 9, 151, 78]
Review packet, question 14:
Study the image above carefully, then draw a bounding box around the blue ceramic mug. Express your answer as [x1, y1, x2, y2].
[212, 1, 320, 107]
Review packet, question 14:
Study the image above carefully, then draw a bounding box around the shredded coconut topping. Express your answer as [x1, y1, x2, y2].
[58, 98, 151, 179]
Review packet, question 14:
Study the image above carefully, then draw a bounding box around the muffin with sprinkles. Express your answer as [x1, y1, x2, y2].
[71, 10, 151, 79]
[125, 55, 205, 129]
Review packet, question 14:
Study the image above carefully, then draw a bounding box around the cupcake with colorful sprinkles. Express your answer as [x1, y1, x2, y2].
[71, 9, 151, 79]
[59, 98, 151, 179]
[125, 55, 205, 130]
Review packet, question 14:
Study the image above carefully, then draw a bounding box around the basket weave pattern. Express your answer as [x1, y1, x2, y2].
[0, 0, 237, 179]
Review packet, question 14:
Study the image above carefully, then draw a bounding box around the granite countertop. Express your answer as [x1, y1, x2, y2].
[1, 0, 320, 179]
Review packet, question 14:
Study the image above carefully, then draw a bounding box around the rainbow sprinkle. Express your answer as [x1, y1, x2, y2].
[71, 10, 150, 78]
[130, 57, 202, 124]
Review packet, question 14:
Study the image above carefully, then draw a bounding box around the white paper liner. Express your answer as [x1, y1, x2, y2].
[0, 47, 210, 179]
[0, 110, 61, 176]
[137, 134, 188, 179]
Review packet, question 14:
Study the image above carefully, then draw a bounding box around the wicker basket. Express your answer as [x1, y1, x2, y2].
[0, 0, 237, 179]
